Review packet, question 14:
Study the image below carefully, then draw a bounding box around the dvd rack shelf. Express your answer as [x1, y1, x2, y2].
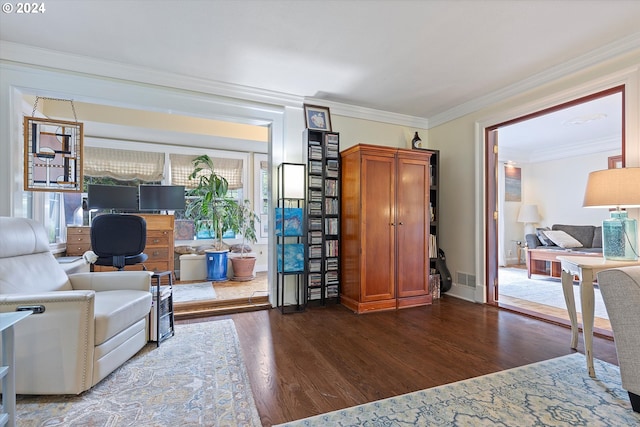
[305, 129, 340, 305]
[428, 149, 439, 267]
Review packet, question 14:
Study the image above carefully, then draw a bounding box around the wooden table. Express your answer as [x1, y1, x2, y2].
[526, 248, 601, 279]
[557, 256, 640, 377]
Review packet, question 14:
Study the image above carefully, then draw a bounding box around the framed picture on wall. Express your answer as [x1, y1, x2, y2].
[304, 104, 332, 132]
[504, 165, 522, 202]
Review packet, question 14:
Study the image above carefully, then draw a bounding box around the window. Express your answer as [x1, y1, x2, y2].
[23, 191, 65, 251]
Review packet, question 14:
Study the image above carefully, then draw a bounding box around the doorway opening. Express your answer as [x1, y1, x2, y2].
[485, 86, 625, 336]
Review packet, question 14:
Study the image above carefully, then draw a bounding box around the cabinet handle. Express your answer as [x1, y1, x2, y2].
[399, 222, 404, 225]
[153, 251, 160, 256]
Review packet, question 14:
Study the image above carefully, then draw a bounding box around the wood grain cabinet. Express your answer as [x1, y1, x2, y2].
[66, 226, 92, 256]
[340, 144, 432, 313]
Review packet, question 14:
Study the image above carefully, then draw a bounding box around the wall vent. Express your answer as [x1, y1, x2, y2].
[456, 271, 477, 288]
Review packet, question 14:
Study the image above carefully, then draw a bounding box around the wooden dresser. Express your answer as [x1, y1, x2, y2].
[67, 214, 175, 280]
[66, 226, 92, 256]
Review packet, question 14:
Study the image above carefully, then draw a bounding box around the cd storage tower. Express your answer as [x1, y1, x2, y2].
[276, 163, 307, 313]
[428, 149, 440, 272]
[305, 129, 340, 305]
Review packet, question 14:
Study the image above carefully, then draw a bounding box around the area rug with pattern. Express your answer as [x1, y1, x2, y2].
[172, 281, 217, 303]
[276, 353, 639, 426]
[17, 319, 261, 427]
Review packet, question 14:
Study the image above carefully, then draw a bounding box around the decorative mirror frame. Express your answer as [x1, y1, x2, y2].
[23, 116, 84, 192]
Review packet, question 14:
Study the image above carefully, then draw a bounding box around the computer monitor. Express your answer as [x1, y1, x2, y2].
[138, 185, 186, 211]
[87, 184, 138, 210]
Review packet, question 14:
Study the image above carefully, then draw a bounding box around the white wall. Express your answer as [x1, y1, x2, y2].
[526, 150, 620, 228]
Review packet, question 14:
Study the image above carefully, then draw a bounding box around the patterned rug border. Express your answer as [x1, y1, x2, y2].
[277, 353, 640, 426]
[17, 319, 261, 427]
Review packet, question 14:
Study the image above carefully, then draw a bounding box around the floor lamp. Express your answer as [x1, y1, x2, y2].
[583, 168, 640, 261]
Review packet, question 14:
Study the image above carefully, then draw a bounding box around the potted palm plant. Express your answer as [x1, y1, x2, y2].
[227, 199, 260, 281]
[185, 154, 238, 281]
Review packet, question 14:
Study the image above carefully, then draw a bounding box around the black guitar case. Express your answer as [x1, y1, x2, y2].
[435, 248, 452, 293]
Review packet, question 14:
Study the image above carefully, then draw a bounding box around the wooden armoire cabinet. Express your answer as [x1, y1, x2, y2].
[340, 144, 432, 313]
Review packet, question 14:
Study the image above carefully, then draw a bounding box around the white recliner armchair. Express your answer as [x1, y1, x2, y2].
[597, 266, 640, 413]
[0, 217, 152, 395]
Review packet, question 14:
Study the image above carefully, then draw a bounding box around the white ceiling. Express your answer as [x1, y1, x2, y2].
[1, 0, 638, 156]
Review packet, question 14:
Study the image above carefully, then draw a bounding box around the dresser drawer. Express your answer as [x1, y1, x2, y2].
[146, 233, 170, 247]
[67, 233, 91, 244]
[67, 226, 91, 237]
[146, 248, 169, 262]
[66, 243, 91, 256]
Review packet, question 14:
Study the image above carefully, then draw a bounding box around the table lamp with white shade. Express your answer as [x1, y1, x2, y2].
[583, 167, 640, 261]
[517, 204, 541, 239]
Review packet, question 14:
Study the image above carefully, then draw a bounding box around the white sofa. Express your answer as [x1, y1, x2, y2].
[597, 266, 640, 413]
[0, 217, 152, 395]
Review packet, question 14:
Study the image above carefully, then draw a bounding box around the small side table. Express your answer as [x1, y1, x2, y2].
[1, 311, 31, 427]
[150, 271, 175, 347]
[510, 240, 525, 264]
[557, 255, 640, 378]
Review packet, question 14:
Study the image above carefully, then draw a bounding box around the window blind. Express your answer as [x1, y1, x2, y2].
[84, 147, 165, 181]
[170, 154, 243, 189]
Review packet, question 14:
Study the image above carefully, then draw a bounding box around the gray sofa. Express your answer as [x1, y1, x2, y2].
[525, 224, 602, 253]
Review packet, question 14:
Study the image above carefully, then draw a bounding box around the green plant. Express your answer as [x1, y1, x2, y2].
[185, 155, 238, 250]
[228, 199, 260, 257]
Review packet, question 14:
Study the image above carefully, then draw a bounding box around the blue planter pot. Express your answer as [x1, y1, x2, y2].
[205, 250, 228, 281]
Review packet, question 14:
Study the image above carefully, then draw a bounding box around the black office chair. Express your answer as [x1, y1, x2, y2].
[91, 214, 148, 270]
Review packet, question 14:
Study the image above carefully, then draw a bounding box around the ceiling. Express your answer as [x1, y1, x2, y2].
[1, 1, 638, 155]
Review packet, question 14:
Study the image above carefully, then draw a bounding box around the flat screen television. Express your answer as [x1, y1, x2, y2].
[138, 185, 186, 211]
[87, 184, 138, 210]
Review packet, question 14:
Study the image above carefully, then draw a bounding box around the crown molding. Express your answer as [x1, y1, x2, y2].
[429, 32, 640, 128]
[0, 41, 303, 109]
[0, 41, 429, 128]
[500, 135, 621, 164]
[303, 98, 430, 129]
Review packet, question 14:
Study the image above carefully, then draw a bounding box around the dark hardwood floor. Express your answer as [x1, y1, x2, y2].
[177, 296, 618, 427]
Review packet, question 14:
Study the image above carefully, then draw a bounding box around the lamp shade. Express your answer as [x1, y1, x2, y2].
[517, 204, 541, 223]
[583, 168, 640, 208]
[278, 163, 306, 199]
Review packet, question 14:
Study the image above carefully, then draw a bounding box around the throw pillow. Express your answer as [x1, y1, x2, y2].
[541, 230, 584, 249]
[535, 227, 554, 246]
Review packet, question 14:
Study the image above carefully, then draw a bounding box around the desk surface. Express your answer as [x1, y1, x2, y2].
[0, 312, 31, 331]
[557, 256, 640, 270]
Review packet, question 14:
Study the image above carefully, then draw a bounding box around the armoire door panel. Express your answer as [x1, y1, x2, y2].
[397, 156, 430, 297]
[361, 154, 395, 301]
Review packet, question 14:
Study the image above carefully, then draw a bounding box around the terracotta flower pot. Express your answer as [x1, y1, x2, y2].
[230, 256, 256, 281]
